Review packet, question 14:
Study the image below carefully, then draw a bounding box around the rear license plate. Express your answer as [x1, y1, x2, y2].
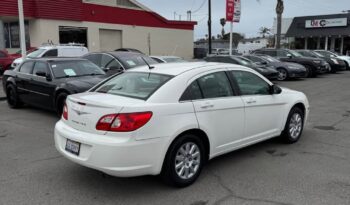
[65, 139, 81, 156]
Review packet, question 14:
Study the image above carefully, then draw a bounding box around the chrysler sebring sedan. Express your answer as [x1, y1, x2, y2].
[55, 62, 309, 187]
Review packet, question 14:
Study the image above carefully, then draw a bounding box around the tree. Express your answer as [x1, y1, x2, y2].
[259, 27, 271, 38]
[276, 0, 284, 49]
[223, 32, 244, 47]
[257, 0, 284, 48]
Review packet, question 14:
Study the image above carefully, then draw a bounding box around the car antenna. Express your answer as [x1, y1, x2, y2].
[141, 57, 154, 70]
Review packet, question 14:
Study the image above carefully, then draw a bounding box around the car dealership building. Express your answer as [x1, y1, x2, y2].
[285, 13, 350, 55]
[0, 0, 196, 58]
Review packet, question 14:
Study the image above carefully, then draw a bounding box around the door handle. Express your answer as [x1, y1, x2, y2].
[200, 102, 214, 109]
[246, 99, 257, 104]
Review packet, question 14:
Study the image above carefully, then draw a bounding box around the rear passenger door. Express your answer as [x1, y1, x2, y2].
[188, 70, 245, 156]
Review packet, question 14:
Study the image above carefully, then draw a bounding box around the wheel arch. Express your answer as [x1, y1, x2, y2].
[281, 102, 307, 130]
[53, 88, 70, 108]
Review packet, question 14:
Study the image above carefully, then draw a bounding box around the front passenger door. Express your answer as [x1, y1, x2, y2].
[230, 70, 286, 140]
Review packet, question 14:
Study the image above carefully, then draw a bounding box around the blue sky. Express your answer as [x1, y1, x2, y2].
[137, 0, 349, 39]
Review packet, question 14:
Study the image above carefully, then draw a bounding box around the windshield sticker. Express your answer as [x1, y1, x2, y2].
[64, 69, 77, 76]
[126, 60, 137, 66]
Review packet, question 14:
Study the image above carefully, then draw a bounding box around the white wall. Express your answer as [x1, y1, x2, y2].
[28, 19, 194, 59]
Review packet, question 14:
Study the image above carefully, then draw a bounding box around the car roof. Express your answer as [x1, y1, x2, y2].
[87, 51, 145, 58]
[26, 58, 87, 62]
[151, 56, 181, 59]
[127, 62, 251, 76]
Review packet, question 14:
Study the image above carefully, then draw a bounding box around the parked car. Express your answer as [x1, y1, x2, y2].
[151, 56, 187, 63]
[54, 62, 309, 187]
[244, 55, 307, 81]
[3, 58, 106, 115]
[83, 51, 158, 75]
[204, 55, 279, 80]
[295, 50, 346, 73]
[0, 50, 18, 74]
[253, 49, 330, 77]
[11, 45, 89, 68]
[115, 48, 144, 54]
[314, 50, 350, 70]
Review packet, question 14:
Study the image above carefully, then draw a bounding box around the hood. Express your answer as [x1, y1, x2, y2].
[64, 75, 107, 92]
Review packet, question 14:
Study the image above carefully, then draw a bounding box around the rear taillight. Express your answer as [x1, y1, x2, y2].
[96, 112, 153, 132]
[62, 103, 68, 120]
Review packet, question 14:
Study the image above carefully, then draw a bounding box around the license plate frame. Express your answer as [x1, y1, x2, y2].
[65, 139, 81, 156]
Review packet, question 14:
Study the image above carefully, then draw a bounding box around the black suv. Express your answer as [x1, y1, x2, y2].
[253, 49, 329, 77]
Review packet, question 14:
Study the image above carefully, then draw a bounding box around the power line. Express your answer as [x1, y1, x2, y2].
[192, 0, 207, 14]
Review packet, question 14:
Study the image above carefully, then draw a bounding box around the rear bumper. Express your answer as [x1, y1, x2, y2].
[54, 121, 168, 177]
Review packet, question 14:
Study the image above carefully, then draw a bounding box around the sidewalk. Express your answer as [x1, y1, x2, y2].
[0, 77, 6, 100]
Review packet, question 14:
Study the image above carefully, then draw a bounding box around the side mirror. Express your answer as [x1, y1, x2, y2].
[286, 54, 292, 58]
[102, 67, 110, 72]
[261, 61, 268, 65]
[109, 66, 124, 72]
[270, 84, 282, 95]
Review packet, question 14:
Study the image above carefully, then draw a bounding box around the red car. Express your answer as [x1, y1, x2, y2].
[0, 50, 18, 74]
[0, 48, 37, 74]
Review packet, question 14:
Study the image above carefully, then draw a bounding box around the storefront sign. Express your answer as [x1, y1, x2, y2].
[305, 18, 348, 28]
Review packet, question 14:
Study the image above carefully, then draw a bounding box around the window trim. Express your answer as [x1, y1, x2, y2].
[179, 70, 238, 102]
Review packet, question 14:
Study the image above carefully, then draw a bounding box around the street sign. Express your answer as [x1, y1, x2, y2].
[233, 0, 241, 23]
[226, 0, 234, 22]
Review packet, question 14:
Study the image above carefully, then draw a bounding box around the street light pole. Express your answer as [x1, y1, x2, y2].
[208, 0, 212, 54]
[18, 0, 26, 59]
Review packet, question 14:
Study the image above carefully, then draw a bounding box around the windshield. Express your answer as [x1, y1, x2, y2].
[163, 57, 186, 63]
[118, 55, 158, 69]
[315, 50, 337, 58]
[289, 50, 303, 57]
[50, 60, 105, 78]
[27, 49, 46, 58]
[312, 51, 325, 58]
[261, 56, 280, 63]
[95, 72, 172, 100]
[234, 57, 254, 66]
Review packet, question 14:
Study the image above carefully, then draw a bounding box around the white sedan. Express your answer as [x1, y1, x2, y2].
[54, 62, 309, 187]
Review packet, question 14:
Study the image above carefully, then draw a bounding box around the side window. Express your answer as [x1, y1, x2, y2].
[19, 61, 34, 74]
[33, 62, 48, 76]
[180, 81, 202, 101]
[106, 59, 123, 70]
[231, 71, 270, 95]
[246, 56, 265, 63]
[42, 49, 58, 57]
[265, 50, 277, 57]
[277, 50, 289, 57]
[197, 72, 234, 99]
[84, 54, 102, 67]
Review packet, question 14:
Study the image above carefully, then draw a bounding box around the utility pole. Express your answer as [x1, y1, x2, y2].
[208, 0, 212, 54]
[18, 0, 26, 59]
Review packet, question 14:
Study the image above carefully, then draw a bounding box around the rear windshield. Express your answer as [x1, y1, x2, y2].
[50, 60, 105, 78]
[95, 72, 173, 100]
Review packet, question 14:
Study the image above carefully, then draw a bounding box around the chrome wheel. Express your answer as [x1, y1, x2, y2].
[175, 142, 201, 180]
[277, 69, 288, 81]
[289, 113, 302, 139]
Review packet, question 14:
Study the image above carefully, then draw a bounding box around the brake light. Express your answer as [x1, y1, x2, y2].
[96, 112, 153, 132]
[62, 103, 68, 120]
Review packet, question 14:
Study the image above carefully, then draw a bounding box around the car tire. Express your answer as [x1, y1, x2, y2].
[56, 92, 68, 117]
[6, 84, 22, 108]
[280, 107, 304, 144]
[305, 65, 316, 78]
[161, 134, 205, 187]
[277, 68, 288, 81]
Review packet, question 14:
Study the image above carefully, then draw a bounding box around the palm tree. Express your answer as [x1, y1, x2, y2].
[275, 0, 284, 49]
[259, 27, 271, 38]
[257, 0, 284, 48]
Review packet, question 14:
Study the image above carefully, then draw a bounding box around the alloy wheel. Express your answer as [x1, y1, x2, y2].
[174, 142, 201, 180]
[289, 113, 302, 139]
[277, 69, 287, 81]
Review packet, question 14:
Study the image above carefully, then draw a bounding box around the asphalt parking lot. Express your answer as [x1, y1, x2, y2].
[0, 72, 350, 205]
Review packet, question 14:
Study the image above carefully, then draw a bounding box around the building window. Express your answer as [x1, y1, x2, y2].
[59, 26, 88, 48]
[4, 21, 30, 48]
[116, 0, 141, 9]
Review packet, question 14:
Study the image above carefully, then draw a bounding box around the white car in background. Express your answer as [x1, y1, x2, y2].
[314, 50, 350, 70]
[12, 45, 89, 68]
[54, 62, 309, 187]
[151, 56, 187, 63]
